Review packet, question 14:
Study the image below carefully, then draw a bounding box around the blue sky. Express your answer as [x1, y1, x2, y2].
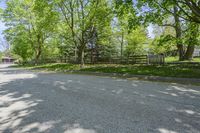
[147, 24, 155, 38]
[0, 0, 6, 35]
[0, 0, 7, 51]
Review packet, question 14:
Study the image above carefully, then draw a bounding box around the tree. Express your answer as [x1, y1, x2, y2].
[175, 0, 200, 23]
[10, 29, 33, 62]
[133, 0, 199, 60]
[2, 0, 58, 64]
[183, 22, 199, 60]
[55, 0, 112, 67]
[135, 0, 200, 23]
[124, 27, 147, 57]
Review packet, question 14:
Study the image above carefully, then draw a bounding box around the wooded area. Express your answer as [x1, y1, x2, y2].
[0, 0, 200, 67]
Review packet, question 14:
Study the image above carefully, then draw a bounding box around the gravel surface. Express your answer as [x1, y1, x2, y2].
[0, 64, 200, 133]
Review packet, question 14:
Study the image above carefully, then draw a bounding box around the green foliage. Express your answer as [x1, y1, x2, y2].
[11, 32, 33, 62]
[0, 52, 2, 61]
[136, 0, 200, 24]
[184, 22, 199, 45]
[150, 35, 177, 54]
[5, 0, 200, 64]
[114, 0, 139, 30]
[2, 0, 58, 62]
[124, 27, 148, 56]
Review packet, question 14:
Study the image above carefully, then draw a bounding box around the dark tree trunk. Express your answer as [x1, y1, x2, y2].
[184, 44, 195, 60]
[35, 48, 41, 65]
[96, 44, 99, 63]
[121, 32, 124, 62]
[183, 22, 198, 60]
[34, 34, 43, 65]
[90, 43, 94, 64]
[177, 45, 185, 61]
[78, 45, 85, 68]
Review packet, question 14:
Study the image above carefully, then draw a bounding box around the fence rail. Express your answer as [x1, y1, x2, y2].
[84, 54, 165, 65]
[148, 55, 165, 65]
[27, 54, 165, 65]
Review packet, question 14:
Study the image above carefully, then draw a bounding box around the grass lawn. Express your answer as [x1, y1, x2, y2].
[13, 63, 200, 79]
[165, 56, 200, 63]
[14, 63, 80, 71]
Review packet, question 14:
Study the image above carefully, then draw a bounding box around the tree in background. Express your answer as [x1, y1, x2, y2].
[183, 22, 199, 60]
[10, 29, 33, 62]
[54, 0, 113, 67]
[3, 0, 194, 64]
[174, 0, 200, 23]
[124, 27, 148, 57]
[134, 0, 200, 61]
[2, 0, 58, 63]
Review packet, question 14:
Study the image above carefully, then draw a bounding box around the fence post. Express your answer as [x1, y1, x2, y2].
[146, 55, 149, 65]
[163, 54, 165, 65]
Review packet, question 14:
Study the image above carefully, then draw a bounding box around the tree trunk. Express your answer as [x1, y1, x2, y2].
[80, 50, 84, 68]
[74, 46, 78, 63]
[91, 43, 94, 64]
[96, 44, 99, 63]
[183, 22, 199, 60]
[35, 48, 41, 65]
[35, 34, 43, 65]
[177, 45, 184, 61]
[78, 45, 85, 68]
[184, 44, 195, 60]
[121, 31, 124, 62]
[174, 6, 185, 61]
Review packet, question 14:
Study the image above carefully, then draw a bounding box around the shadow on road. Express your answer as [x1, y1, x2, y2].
[0, 65, 200, 133]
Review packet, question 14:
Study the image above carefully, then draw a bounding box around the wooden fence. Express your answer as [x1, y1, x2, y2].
[31, 54, 165, 65]
[85, 54, 165, 65]
[148, 54, 165, 65]
[127, 55, 148, 64]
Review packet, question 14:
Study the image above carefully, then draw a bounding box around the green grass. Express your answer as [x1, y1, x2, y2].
[165, 56, 179, 63]
[165, 56, 200, 63]
[81, 64, 200, 78]
[13, 63, 80, 71]
[193, 58, 200, 62]
[13, 63, 200, 79]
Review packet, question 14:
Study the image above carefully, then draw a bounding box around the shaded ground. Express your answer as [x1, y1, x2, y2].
[0, 64, 200, 133]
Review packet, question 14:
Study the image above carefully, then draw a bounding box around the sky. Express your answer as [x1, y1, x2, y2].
[0, 0, 7, 51]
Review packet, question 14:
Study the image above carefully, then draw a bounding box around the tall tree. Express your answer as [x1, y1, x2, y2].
[175, 0, 200, 23]
[55, 0, 112, 67]
[2, 0, 58, 63]
[134, 0, 199, 60]
[184, 22, 199, 60]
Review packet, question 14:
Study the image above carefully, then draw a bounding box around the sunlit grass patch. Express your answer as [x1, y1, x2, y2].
[81, 64, 200, 78]
[13, 63, 200, 78]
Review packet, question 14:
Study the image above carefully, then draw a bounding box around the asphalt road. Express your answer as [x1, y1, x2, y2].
[0, 64, 200, 133]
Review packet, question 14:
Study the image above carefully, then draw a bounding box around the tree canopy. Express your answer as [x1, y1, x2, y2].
[0, 0, 199, 64]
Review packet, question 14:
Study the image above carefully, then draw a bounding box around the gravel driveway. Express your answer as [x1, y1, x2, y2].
[0, 64, 200, 133]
